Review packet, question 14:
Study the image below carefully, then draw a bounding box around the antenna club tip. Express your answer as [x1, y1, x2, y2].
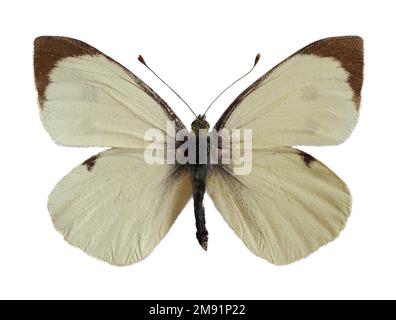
[138, 55, 147, 65]
[254, 53, 261, 66]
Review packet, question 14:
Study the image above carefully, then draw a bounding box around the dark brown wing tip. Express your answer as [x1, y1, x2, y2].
[300, 36, 364, 110]
[300, 36, 364, 54]
[33, 36, 99, 109]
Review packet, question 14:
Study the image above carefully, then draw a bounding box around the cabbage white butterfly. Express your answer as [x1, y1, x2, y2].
[34, 36, 363, 266]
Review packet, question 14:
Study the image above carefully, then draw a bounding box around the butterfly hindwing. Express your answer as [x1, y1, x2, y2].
[34, 36, 185, 148]
[207, 147, 351, 265]
[49, 148, 191, 266]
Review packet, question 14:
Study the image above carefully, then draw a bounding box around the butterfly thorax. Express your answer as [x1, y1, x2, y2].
[191, 114, 210, 135]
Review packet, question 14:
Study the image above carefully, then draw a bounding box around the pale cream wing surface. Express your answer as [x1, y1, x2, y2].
[214, 36, 363, 147]
[207, 147, 351, 265]
[49, 148, 191, 266]
[34, 36, 184, 148]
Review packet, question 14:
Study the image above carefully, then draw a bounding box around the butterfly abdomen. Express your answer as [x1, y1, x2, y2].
[190, 163, 209, 251]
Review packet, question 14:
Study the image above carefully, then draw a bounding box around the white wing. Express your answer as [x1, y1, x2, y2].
[34, 36, 185, 148]
[49, 148, 191, 266]
[215, 36, 363, 147]
[207, 147, 351, 265]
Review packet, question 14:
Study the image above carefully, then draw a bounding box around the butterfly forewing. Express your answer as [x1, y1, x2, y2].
[34, 36, 185, 148]
[215, 36, 363, 147]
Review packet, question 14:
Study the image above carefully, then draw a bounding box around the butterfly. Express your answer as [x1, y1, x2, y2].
[34, 36, 363, 266]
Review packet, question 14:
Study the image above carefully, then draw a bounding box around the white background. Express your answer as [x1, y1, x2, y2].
[1, 0, 395, 300]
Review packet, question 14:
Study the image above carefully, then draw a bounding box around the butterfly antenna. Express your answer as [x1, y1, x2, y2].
[138, 55, 197, 117]
[203, 53, 261, 116]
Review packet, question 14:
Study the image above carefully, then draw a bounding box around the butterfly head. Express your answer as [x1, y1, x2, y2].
[191, 115, 210, 135]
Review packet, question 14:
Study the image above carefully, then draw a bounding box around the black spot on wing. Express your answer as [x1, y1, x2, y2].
[297, 150, 316, 167]
[82, 154, 99, 171]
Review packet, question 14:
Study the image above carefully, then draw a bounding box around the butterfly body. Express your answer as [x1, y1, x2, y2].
[189, 115, 211, 250]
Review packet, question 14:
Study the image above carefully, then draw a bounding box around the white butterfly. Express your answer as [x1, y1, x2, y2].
[34, 36, 363, 266]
